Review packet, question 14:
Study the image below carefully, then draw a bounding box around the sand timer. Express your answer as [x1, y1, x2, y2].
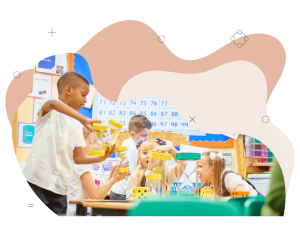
[89, 123, 108, 157]
[115, 146, 130, 173]
[176, 152, 201, 196]
[101, 119, 124, 147]
[145, 151, 172, 198]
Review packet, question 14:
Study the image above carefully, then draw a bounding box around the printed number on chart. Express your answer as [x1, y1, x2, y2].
[130, 101, 137, 106]
[160, 122, 167, 127]
[151, 122, 157, 127]
[119, 110, 126, 116]
[99, 100, 106, 105]
[161, 111, 168, 117]
[110, 101, 116, 105]
[140, 101, 147, 106]
[161, 101, 168, 106]
[150, 111, 157, 116]
[181, 122, 188, 127]
[140, 111, 147, 116]
[171, 122, 178, 127]
[99, 110, 105, 115]
[109, 110, 116, 115]
[171, 112, 178, 117]
[151, 101, 158, 106]
[129, 111, 136, 116]
[119, 102, 126, 106]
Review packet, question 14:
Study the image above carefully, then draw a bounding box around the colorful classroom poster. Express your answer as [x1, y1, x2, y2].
[17, 123, 35, 148]
[28, 73, 52, 99]
[33, 98, 43, 123]
[84, 85, 97, 108]
[35, 54, 68, 75]
[222, 152, 233, 170]
[223, 134, 239, 140]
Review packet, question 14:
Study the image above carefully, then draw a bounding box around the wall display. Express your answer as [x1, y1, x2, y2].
[35, 54, 68, 75]
[222, 152, 233, 171]
[17, 122, 35, 148]
[93, 92, 206, 135]
[33, 98, 43, 123]
[28, 73, 52, 99]
[84, 85, 97, 109]
[223, 134, 239, 140]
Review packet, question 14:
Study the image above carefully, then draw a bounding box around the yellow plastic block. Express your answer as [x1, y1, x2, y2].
[146, 174, 162, 180]
[200, 189, 213, 199]
[148, 151, 172, 161]
[230, 191, 250, 198]
[132, 187, 150, 200]
[89, 149, 106, 157]
[117, 167, 129, 173]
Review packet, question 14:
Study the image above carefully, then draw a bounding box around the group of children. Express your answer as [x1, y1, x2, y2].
[23, 71, 261, 216]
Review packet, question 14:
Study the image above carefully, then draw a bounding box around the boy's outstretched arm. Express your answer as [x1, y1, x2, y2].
[73, 145, 115, 164]
[41, 100, 100, 131]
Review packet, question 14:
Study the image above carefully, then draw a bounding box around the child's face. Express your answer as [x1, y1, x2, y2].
[140, 148, 159, 169]
[195, 158, 213, 182]
[131, 128, 151, 143]
[82, 132, 97, 155]
[67, 82, 89, 111]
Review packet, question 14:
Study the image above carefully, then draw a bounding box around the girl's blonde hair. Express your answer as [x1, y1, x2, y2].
[132, 140, 171, 192]
[195, 151, 226, 197]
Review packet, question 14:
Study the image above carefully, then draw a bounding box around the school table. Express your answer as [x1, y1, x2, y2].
[69, 200, 134, 216]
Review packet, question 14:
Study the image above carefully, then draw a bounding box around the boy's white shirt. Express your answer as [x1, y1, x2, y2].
[22, 98, 86, 195]
[110, 137, 138, 195]
[67, 164, 94, 216]
[126, 165, 177, 199]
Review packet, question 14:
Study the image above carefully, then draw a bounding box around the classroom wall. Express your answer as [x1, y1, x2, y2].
[13, 75, 60, 162]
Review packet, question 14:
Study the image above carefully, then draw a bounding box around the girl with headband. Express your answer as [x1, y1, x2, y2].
[195, 151, 262, 200]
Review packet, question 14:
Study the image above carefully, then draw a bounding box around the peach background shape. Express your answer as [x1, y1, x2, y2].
[5, 20, 292, 189]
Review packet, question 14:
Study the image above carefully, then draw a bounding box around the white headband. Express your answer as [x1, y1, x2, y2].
[210, 152, 224, 160]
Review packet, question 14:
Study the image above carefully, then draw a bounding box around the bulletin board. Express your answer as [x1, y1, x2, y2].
[35, 54, 68, 75]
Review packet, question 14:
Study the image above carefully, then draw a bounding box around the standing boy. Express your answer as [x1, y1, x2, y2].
[110, 115, 152, 200]
[23, 72, 114, 215]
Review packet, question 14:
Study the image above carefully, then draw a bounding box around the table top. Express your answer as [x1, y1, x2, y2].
[82, 201, 133, 210]
[69, 199, 134, 210]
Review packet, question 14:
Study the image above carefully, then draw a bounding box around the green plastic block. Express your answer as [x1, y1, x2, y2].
[176, 152, 201, 160]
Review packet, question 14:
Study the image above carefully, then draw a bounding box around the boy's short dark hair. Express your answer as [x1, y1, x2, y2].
[57, 71, 89, 94]
[129, 115, 152, 133]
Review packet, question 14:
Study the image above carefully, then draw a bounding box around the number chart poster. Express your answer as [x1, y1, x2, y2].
[92, 93, 205, 135]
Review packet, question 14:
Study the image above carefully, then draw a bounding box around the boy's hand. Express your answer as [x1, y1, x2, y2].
[103, 144, 115, 158]
[82, 118, 102, 132]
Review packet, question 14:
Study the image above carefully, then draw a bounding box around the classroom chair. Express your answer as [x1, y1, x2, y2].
[127, 197, 242, 216]
[243, 196, 265, 216]
[228, 197, 250, 215]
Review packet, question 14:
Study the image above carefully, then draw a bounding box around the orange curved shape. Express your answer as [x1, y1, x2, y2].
[190, 138, 235, 148]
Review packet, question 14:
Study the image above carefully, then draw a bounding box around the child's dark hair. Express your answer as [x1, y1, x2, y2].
[57, 71, 89, 94]
[129, 115, 152, 133]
